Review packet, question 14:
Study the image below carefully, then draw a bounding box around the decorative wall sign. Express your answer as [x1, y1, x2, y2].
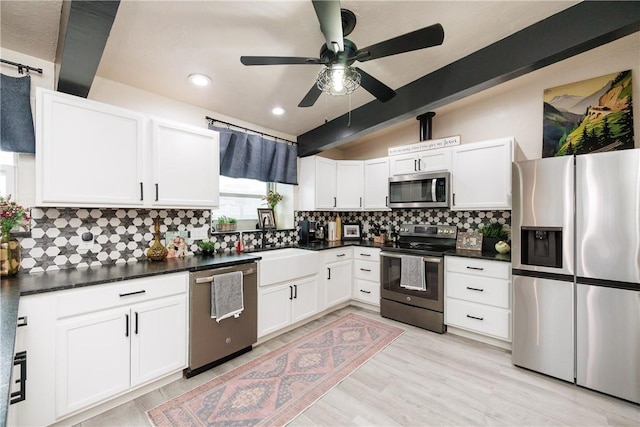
[543, 70, 634, 157]
[456, 231, 483, 251]
[388, 135, 460, 156]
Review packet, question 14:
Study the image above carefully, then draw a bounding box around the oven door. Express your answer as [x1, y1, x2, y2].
[380, 252, 444, 312]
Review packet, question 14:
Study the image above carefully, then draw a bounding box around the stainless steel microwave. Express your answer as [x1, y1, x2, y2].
[388, 172, 450, 208]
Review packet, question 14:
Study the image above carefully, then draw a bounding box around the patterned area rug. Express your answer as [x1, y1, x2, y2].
[147, 313, 404, 426]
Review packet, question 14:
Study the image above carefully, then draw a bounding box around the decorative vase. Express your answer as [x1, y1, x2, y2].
[0, 232, 21, 276]
[147, 219, 168, 261]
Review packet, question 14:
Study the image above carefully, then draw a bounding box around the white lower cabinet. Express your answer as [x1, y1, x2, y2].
[322, 248, 353, 308]
[258, 275, 318, 338]
[444, 256, 511, 342]
[352, 247, 381, 307]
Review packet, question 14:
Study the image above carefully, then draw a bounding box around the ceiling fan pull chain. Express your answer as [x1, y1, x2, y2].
[348, 94, 352, 127]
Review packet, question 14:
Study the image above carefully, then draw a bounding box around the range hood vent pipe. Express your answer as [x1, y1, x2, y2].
[417, 112, 436, 141]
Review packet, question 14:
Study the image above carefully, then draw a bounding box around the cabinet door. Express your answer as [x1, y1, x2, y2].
[325, 260, 352, 307]
[258, 284, 293, 337]
[36, 88, 145, 207]
[292, 276, 319, 323]
[315, 157, 337, 209]
[56, 308, 131, 417]
[364, 157, 390, 210]
[151, 119, 220, 208]
[451, 137, 513, 210]
[389, 153, 418, 176]
[336, 161, 364, 209]
[130, 295, 187, 387]
[417, 148, 451, 172]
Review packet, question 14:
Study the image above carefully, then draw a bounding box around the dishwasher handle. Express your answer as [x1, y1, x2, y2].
[195, 268, 256, 284]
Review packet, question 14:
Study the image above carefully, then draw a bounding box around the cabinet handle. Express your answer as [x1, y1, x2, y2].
[359, 197, 362, 208]
[466, 266, 484, 271]
[414, 159, 417, 171]
[360, 253, 371, 257]
[466, 286, 484, 292]
[16, 316, 28, 327]
[466, 314, 484, 321]
[155, 183, 159, 201]
[417, 159, 421, 171]
[135, 312, 139, 334]
[327, 267, 331, 280]
[385, 196, 388, 207]
[294, 284, 298, 299]
[289, 286, 293, 300]
[333, 197, 337, 207]
[139, 182, 144, 201]
[119, 290, 146, 297]
[453, 193, 456, 206]
[10, 351, 27, 404]
[360, 268, 371, 272]
[337, 253, 346, 257]
[125, 314, 129, 337]
[360, 290, 371, 294]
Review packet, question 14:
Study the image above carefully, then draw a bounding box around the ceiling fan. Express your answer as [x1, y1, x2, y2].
[240, 0, 444, 107]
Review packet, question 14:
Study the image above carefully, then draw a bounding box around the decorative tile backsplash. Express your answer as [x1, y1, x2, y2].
[18, 206, 509, 274]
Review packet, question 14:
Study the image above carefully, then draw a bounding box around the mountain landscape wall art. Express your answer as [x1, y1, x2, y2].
[542, 70, 634, 157]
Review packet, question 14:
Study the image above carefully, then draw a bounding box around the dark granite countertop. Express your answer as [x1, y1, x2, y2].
[0, 252, 260, 427]
[444, 249, 511, 263]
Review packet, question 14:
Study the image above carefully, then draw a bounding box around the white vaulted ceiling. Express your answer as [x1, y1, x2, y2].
[2, 1, 578, 139]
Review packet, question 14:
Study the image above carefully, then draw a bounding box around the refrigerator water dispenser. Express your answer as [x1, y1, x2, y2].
[521, 226, 563, 268]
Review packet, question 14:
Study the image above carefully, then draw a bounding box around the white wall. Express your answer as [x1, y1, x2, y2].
[342, 32, 640, 162]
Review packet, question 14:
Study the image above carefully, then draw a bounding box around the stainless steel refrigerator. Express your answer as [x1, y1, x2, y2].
[512, 150, 640, 404]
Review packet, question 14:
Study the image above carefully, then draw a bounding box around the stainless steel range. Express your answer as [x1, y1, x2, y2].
[380, 224, 457, 333]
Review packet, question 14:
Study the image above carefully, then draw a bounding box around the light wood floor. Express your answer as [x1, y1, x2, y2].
[76, 306, 639, 426]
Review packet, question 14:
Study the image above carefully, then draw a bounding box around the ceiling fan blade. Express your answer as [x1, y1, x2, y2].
[355, 67, 396, 103]
[355, 23, 444, 62]
[241, 56, 325, 66]
[312, 0, 344, 53]
[298, 84, 322, 108]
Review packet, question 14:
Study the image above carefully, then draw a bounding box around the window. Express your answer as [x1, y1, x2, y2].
[216, 176, 267, 221]
[0, 151, 16, 198]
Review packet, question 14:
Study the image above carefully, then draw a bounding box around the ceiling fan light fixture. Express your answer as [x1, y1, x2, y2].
[316, 65, 361, 96]
[188, 73, 212, 87]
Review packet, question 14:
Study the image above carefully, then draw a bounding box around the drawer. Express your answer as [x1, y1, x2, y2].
[352, 279, 380, 305]
[446, 299, 511, 340]
[446, 256, 510, 279]
[323, 247, 353, 263]
[354, 259, 380, 281]
[57, 272, 188, 318]
[353, 247, 380, 261]
[446, 272, 510, 308]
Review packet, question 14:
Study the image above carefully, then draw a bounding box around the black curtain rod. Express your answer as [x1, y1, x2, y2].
[206, 116, 296, 145]
[1, 59, 43, 75]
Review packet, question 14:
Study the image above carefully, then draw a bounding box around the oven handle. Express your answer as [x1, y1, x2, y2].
[195, 268, 256, 283]
[380, 253, 442, 263]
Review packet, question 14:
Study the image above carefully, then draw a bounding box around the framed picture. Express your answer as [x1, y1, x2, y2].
[165, 230, 189, 258]
[456, 231, 483, 251]
[257, 208, 276, 229]
[342, 222, 361, 241]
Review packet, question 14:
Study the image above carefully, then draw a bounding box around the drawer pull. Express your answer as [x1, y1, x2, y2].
[16, 316, 28, 327]
[466, 286, 484, 292]
[360, 290, 372, 294]
[119, 290, 146, 297]
[336, 253, 346, 257]
[466, 314, 484, 321]
[360, 253, 371, 257]
[360, 268, 371, 272]
[466, 266, 484, 271]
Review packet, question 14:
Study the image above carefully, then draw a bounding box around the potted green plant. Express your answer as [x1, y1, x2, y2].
[198, 240, 216, 256]
[478, 220, 510, 252]
[215, 215, 237, 232]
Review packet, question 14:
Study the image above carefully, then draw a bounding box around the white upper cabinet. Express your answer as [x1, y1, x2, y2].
[389, 148, 451, 176]
[336, 161, 364, 209]
[363, 157, 390, 210]
[36, 87, 146, 207]
[35, 88, 219, 209]
[450, 137, 514, 211]
[316, 157, 338, 209]
[150, 119, 219, 208]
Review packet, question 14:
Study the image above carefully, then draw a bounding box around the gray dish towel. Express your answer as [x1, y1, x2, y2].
[1, 74, 36, 153]
[400, 255, 426, 291]
[211, 271, 244, 322]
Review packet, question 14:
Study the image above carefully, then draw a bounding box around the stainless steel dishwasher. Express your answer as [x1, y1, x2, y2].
[186, 261, 258, 377]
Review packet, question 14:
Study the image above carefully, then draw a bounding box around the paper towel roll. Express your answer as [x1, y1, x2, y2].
[327, 222, 336, 241]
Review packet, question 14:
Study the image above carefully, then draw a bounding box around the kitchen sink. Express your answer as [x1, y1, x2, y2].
[257, 248, 319, 286]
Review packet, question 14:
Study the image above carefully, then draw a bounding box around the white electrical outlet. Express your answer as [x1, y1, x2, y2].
[190, 226, 209, 240]
[78, 232, 94, 250]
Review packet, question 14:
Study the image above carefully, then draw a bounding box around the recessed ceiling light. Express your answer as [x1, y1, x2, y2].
[272, 107, 286, 116]
[188, 73, 212, 87]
